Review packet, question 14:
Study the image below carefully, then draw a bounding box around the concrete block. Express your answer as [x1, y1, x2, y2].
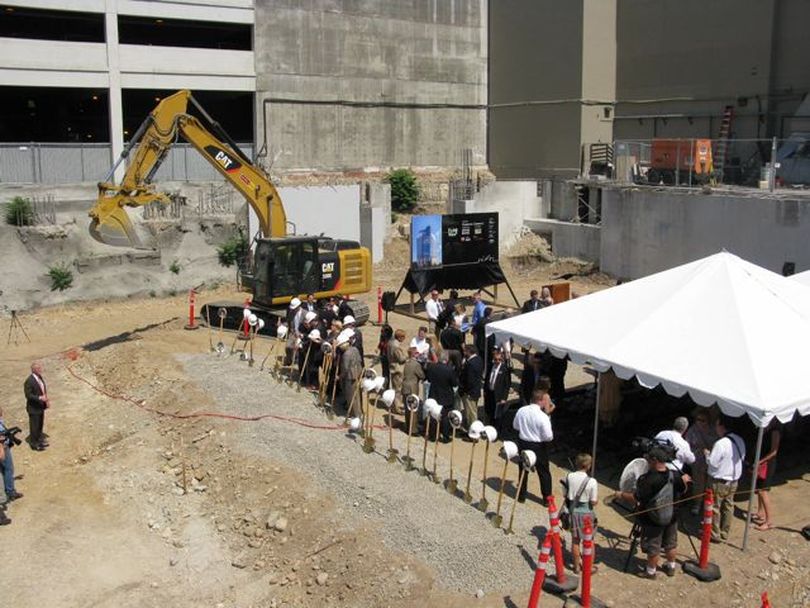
[524, 218, 601, 263]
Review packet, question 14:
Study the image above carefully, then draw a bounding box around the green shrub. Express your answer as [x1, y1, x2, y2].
[386, 168, 420, 213]
[5, 196, 34, 226]
[169, 260, 181, 274]
[48, 263, 74, 291]
[217, 232, 249, 267]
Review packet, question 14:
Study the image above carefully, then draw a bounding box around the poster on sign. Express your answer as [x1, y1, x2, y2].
[409, 212, 498, 268]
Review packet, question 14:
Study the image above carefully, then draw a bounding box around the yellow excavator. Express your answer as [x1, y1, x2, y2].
[90, 89, 372, 326]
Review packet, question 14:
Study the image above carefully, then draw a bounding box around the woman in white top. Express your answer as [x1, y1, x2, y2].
[562, 453, 598, 574]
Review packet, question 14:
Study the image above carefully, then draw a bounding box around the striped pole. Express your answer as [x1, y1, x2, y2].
[547, 495, 567, 584]
[699, 489, 714, 569]
[527, 536, 552, 608]
[581, 516, 595, 608]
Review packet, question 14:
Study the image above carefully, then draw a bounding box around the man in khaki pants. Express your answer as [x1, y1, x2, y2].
[387, 329, 408, 414]
[705, 416, 746, 542]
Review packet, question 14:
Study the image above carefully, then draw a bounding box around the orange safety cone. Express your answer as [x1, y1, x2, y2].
[184, 289, 199, 330]
[567, 516, 606, 608]
[240, 298, 251, 339]
[683, 490, 722, 582]
[760, 592, 772, 608]
[542, 495, 579, 594]
[527, 536, 552, 608]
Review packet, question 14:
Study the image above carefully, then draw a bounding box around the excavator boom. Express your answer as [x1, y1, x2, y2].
[90, 90, 286, 248]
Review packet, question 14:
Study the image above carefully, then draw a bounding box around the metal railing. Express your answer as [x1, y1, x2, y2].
[0, 142, 254, 185]
[585, 136, 810, 190]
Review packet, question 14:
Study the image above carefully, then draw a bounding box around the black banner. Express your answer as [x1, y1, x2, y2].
[441, 212, 499, 266]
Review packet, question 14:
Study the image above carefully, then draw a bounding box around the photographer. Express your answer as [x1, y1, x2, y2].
[634, 444, 690, 579]
[0, 407, 23, 502]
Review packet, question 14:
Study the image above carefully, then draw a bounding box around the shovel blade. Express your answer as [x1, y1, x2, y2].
[446, 480, 458, 495]
[477, 498, 489, 513]
[492, 515, 503, 528]
[463, 492, 473, 504]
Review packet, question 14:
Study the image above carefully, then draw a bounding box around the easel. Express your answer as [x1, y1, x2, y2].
[7, 311, 31, 346]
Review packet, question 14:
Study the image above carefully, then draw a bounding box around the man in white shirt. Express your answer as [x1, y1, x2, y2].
[513, 388, 554, 505]
[409, 326, 430, 362]
[655, 417, 696, 471]
[425, 290, 443, 336]
[705, 416, 746, 542]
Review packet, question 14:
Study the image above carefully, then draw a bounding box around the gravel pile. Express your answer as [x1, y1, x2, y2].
[181, 353, 552, 594]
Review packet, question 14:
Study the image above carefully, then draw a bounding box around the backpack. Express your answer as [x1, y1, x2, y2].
[647, 471, 674, 526]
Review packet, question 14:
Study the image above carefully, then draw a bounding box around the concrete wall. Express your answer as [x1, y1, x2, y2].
[524, 218, 601, 263]
[451, 180, 541, 250]
[600, 187, 810, 279]
[255, 0, 487, 171]
[613, 0, 810, 141]
[488, 0, 584, 179]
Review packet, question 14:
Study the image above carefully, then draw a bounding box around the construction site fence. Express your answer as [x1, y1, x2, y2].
[0, 142, 254, 185]
[589, 136, 810, 189]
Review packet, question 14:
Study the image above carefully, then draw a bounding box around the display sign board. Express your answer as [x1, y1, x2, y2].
[410, 212, 498, 269]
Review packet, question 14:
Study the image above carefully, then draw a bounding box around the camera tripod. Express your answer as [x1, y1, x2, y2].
[623, 520, 642, 572]
[6, 311, 31, 346]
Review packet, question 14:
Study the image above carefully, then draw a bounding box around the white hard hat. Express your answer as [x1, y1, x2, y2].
[289, 297, 301, 309]
[243, 307, 252, 320]
[448, 410, 463, 428]
[521, 450, 537, 470]
[405, 394, 421, 412]
[373, 376, 387, 392]
[501, 440, 519, 460]
[381, 389, 396, 407]
[336, 328, 355, 345]
[308, 329, 321, 341]
[361, 378, 377, 393]
[257, 318, 266, 330]
[482, 425, 498, 442]
[304, 311, 317, 323]
[428, 403, 443, 420]
[423, 398, 438, 416]
[470, 420, 486, 434]
[348, 417, 362, 432]
[248, 313, 258, 327]
[468, 428, 481, 441]
[343, 315, 356, 325]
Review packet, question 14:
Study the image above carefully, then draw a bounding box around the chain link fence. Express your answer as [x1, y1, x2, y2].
[0, 142, 253, 185]
[590, 137, 810, 189]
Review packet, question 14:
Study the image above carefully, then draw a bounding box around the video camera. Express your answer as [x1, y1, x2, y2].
[631, 436, 678, 463]
[0, 426, 23, 447]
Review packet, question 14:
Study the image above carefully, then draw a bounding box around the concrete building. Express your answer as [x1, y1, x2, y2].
[489, 0, 810, 180]
[0, 0, 487, 179]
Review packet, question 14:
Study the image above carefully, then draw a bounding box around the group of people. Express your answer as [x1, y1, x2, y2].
[621, 412, 781, 579]
[1, 361, 49, 526]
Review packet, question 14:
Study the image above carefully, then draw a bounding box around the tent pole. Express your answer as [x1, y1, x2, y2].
[742, 424, 765, 551]
[591, 372, 602, 472]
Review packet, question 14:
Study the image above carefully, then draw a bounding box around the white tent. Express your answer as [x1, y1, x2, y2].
[487, 251, 810, 427]
[790, 268, 810, 288]
[486, 251, 810, 549]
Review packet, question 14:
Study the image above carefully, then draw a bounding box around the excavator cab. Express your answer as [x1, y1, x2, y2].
[247, 236, 369, 308]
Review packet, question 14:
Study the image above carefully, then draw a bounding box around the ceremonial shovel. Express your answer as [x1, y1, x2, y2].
[403, 395, 420, 471]
[430, 407, 442, 484]
[380, 389, 398, 463]
[206, 306, 214, 352]
[491, 441, 518, 528]
[445, 410, 463, 494]
[506, 450, 537, 535]
[463, 421, 486, 503]
[297, 342, 312, 391]
[478, 425, 498, 512]
[215, 307, 227, 354]
[420, 399, 437, 476]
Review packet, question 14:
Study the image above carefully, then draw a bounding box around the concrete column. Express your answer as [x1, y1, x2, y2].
[105, 0, 125, 182]
[580, 0, 616, 173]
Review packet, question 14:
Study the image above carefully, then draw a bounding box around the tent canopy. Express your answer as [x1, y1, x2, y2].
[790, 269, 810, 288]
[486, 252, 810, 427]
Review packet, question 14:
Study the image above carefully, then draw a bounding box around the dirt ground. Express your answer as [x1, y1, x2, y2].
[1, 235, 808, 608]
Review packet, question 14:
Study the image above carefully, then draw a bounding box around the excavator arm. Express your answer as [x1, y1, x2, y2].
[90, 90, 286, 248]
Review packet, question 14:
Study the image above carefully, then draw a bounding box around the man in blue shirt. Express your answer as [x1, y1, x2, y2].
[471, 290, 487, 327]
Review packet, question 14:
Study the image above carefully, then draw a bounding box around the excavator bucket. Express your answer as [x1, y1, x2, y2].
[89, 202, 151, 249]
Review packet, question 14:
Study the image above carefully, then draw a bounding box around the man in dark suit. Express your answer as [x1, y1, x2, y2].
[520, 352, 545, 405]
[473, 306, 493, 358]
[425, 353, 459, 441]
[521, 289, 545, 314]
[338, 295, 355, 322]
[459, 344, 483, 428]
[304, 293, 318, 313]
[440, 318, 464, 372]
[24, 361, 49, 451]
[483, 348, 510, 429]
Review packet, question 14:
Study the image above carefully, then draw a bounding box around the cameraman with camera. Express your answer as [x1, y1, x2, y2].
[634, 442, 690, 579]
[0, 406, 23, 505]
